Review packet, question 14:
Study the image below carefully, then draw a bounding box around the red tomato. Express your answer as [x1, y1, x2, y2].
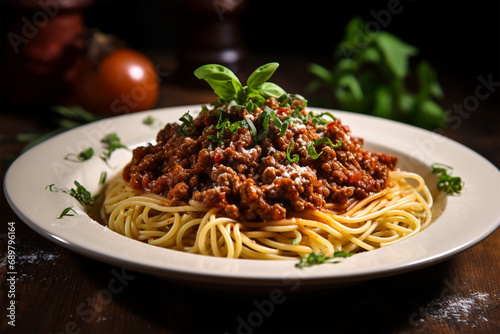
[71, 48, 159, 115]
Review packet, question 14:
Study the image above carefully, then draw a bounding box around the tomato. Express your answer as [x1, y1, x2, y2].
[71, 48, 159, 115]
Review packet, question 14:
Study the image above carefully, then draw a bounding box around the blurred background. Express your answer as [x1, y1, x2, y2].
[1, 0, 499, 165]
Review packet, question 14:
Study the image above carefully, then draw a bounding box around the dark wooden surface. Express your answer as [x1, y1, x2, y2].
[1, 50, 499, 334]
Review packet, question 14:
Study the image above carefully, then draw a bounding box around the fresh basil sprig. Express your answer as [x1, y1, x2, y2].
[194, 63, 286, 107]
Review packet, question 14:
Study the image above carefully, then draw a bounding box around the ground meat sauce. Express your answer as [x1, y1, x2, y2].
[123, 97, 398, 221]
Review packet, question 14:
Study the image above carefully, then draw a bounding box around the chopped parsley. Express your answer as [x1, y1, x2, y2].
[63, 147, 94, 162]
[431, 163, 464, 194]
[46, 181, 99, 207]
[177, 111, 196, 136]
[143, 115, 163, 128]
[99, 171, 107, 185]
[295, 251, 353, 268]
[101, 133, 128, 162]
[286, 140, 300, 163]
[307, 137, 342, 160]
[58, 207, 77, 219]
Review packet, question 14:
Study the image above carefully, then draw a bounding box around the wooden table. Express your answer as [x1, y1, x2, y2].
[1, 53, 499, 334]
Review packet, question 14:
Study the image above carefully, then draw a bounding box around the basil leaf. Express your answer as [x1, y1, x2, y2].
[417, 60, 444, 99]
[375, 31, 418, 79]
[207, 79, 241, 101]
[194, 63, 286, 106]
[194, 64, 241, 82]
[354, 46, 381, 65]
[372, 86, 394, 119]
[246, 62, 279, 89]
[194, 64, 243, 101]
[335, 73, 364, 111]
[416, 100, 446, 129]
[257, 82, 286, 99]
[308, 63, 335, 86]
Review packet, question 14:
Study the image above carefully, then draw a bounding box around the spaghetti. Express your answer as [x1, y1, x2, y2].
[101, 170, 432, 260]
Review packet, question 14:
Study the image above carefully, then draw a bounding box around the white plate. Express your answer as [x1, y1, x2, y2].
[5, 106, 500, 291]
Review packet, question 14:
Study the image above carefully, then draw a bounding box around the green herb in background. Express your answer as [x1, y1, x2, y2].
[307, 16, 446, 129]
[143, 115, 163, 128]
[0, 105, 102, 155]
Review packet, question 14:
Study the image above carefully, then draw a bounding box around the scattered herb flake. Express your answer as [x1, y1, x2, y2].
[59, 207, 77, 219]
[431, 163, 464, 194]
[64, 147, 94, 162]
[101, 133, 128, 161]
[46, 181, 99, 207]
[99, 171, 107, 185]
[177, 111, 196, 136]
[143, 115, 163, 128]
[295, 251, 353, 268]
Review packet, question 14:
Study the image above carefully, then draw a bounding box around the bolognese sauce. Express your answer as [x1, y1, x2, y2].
[123, 95, 398, 222]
